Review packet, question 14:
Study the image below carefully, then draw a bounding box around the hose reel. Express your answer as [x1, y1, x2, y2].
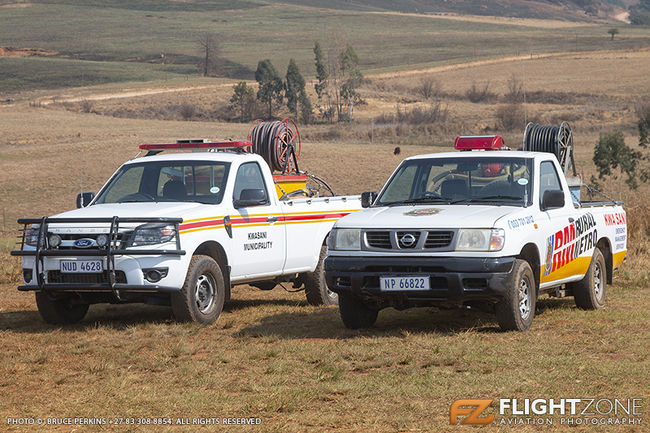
[248, 118, 334, 198]
[523, 121, 576, 176]
[248, 118, 301, 174]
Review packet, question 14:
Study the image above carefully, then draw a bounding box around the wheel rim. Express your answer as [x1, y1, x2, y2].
[195, 273, 215, 313]
[593, 261, 603, 301]
[518, 278, 531, 320]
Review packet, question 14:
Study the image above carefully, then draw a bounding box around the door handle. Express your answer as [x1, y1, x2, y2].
[267, 215, 278, 224]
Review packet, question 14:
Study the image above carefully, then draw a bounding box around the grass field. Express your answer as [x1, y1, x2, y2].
[1, 2, 649, 430]
[1, 1, 650, 92]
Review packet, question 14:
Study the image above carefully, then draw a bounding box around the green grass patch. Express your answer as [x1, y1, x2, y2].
[0, 57, 196, 93]
[1, 2, 650, 92]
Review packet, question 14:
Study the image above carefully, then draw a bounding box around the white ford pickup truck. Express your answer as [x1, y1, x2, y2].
[325, 133, 627, 331]
[12, 140, 359, 325]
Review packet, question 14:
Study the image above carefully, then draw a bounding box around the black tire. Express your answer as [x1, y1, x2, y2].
[495, 259, 536, 331]
[35, 292, 89, 325]
[338, 293, 378, 329]
[171, 255, 225, 325]
[570, 248, 606, 310]
[304, 245, 338, 306]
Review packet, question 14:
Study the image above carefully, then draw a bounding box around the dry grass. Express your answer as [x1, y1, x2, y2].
[1, 47, 649, 432]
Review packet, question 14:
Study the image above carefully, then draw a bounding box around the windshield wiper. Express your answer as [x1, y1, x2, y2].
[450, 195, 523, 204]
[381, 196, 451, 206]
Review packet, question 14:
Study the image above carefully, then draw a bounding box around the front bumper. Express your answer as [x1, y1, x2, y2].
[324, 255, 516, 307]
[11, 216, 185, 294]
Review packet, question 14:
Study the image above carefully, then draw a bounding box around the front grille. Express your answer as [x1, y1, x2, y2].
[47, 270, 127, 284]
[396, 231, 420, 249]
[366, 231, 391, 249]
[424, 231, 454, 249]
[50, 232, 129, 250]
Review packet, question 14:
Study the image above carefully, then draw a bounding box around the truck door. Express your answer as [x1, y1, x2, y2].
[537, 160, 581, 286]
[229, 162, 285, 279]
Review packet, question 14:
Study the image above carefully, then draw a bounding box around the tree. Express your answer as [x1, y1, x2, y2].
[313, 42, 328, 100]
[255, 59, 283, 119]
[339, 44, 363, 121]
[593, 131, 638, 195]
[285, 59, 305, 115]
[607, 28, 619, 41]
[229, 82, 255, 122]
[197, 33, 222, 77]
[299, 92, 313, 124]
[637, 103, 650, 183]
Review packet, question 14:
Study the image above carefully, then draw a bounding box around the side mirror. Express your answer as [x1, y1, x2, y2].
[361, 191, 377, 208]
[542, 189, 564, 211]
[76, 192, 95, 208]
[234, 188, 268, 208]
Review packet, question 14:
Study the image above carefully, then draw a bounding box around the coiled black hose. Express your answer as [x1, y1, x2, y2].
[522, 121, 575, 175]
[249, 119, 300, 173]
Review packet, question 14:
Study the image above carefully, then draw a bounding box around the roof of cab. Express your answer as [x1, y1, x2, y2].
[123, 151, 263, 165]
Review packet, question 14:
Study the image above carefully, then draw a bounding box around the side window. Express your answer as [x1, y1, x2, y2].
[539, 161, 561, 207]
[233, 162, 269, 203]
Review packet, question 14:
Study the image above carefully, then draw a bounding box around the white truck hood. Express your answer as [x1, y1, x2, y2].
[46, 202, 206, 232]
[334, 205, 517, 229]
[53, 202, 203, 219]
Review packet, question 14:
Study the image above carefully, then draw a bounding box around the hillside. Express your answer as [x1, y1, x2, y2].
[2, 0, 649, 94]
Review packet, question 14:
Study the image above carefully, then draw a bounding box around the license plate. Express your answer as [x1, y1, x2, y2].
[380, 276, 430, 291]
[60, 260, 103, 273]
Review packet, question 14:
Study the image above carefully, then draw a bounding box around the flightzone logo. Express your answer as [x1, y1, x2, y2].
[450, 398, 643, 426]
[543, 212, 597, 277]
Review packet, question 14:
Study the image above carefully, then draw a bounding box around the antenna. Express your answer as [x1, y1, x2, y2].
[522, 59, 527, 124]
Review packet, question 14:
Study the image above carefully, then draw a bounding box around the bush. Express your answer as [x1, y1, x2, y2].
[178, 103, 196, 121]
[504, 74, 523, 103]
[496, 103, 525, 131]
[466, 81, 494, 103]
[417, 78, 442, 100]
[79, 99, 94, 113]
[374, 103, 448, 125]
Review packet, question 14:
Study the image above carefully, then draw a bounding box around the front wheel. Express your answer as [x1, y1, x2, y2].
[304, 246, 338, 306]
[495, 259, 536, 331]
[35, 292, 89, 324]
[172, 255, 225, 325]
[338, 294, 378, 329]
[570, 248, 606, 310]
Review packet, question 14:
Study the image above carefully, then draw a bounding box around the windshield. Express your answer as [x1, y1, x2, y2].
[376, 156, 533, 207]
[95, 160, 230, 205]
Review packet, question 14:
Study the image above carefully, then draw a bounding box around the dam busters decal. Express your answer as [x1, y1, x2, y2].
[544, 213, 597, 277]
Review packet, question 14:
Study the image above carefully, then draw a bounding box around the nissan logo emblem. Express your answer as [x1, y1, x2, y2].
[400, 233, 416, 247]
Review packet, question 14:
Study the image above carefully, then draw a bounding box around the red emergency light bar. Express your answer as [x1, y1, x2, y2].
[139, 140, 253, 151]
[454, 135, 505, 151]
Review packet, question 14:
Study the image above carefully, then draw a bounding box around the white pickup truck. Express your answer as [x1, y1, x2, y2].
[12, 140, 359, 325]
[325, 134, 627, 331]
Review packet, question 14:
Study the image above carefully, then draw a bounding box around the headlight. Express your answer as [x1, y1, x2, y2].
[456, 229, 505, 252]
[328, 228, 361, 251]
[25, 225, 43, 247]
[128, 224, 176, 247]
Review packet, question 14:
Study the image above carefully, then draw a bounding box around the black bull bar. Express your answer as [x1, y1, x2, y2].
[10, 217, 185, 295]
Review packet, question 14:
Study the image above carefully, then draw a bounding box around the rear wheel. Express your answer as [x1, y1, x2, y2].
[172, 255, 225, 325]
[304, 246, 338, 306]
[35, 292, 89, 324]
[570, 248, 606, 310]
[495, 259, 536, 331]
[338, 293, 378, 329]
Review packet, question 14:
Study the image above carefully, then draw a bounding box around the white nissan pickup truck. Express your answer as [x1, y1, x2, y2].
[12, 140, 359, 325]
[325, 134, 627, 331]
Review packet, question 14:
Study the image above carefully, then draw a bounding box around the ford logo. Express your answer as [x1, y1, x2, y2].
[73, 238, 95, 248]
[400, 233, 416, 247]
